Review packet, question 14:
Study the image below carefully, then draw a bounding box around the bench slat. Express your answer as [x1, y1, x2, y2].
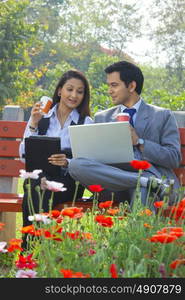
[0, 193, 22, 199]
[0, 140, 21, 157]
[181, 147, 185, 165]
[0, 159, 25, 177]
[173, 168, 185, 185]
[0, 121, 27, 138]
[0, 198, 23, 212]
[179, 128, 185, 145]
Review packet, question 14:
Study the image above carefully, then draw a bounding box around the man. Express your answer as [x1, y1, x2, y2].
[68, 61, 181, 206]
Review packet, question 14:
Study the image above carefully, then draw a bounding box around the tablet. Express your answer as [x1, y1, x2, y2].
[25, 136, 61, 177]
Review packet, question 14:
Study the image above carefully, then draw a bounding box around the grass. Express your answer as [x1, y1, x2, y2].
[16, 179, 24, 239]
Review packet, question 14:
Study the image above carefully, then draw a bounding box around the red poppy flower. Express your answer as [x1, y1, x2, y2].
[15, 253, 37, 269]
[178, 198, 185, 208]
[110, 263, 118, 278]
[0, 223, 5, 230]
[81, 232, 93, 240]
[95, 215, 114, 227]
[154, 201, 164, 208]
[149, 234, 178, 243]
[61, 207, 83, 219]
[60, 269, 90, 278]
[157, 227, 184, 238]
[21, 225, 35, 234]
[168, 206, 185, 221]
[139, 208, 153, 216]
[88, 184, 104, 193]
[56, 216, 63, 224]
[170, 259, 185, 269]
[144, 223, 153, 229]
[99, 201, 113, 209]
[7, 238, 23, 252]
[50, 210, 61, 218]
[60, 269, 73, 278]
[9, 238, 22, 246]
[130, 160, 151, 170]
[107, 208, 119, 216]
[66, 231, 80, 240]
[7, 245, 23, 252]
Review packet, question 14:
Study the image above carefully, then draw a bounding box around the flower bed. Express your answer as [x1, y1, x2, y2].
[0, 162, 185, 278]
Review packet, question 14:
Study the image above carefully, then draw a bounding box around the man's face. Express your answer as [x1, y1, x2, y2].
[106, 72, 130, 105]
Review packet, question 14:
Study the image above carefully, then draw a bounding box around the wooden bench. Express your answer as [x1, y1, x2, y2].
[0, 120, 96, 213]
[173, 128, 185, 186]
[0, 120, 185, 238]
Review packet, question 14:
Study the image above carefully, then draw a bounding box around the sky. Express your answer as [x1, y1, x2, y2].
[123, 0, 166, 66]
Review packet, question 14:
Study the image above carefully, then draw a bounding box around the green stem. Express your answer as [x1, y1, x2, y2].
[27, 178, 35, 216]
[145, 178, 152, 208]
[92, 192, 97, 215]
[39, 190, 45, 213]
[49, 191, 54, 212]
[72, 181, 80, 207]
[133, 169, 143, 214]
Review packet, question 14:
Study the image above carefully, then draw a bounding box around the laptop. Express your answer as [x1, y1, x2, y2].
[69, 122, 135, 169]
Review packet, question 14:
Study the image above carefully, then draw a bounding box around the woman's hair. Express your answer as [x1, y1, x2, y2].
[52, 69, 91, 117]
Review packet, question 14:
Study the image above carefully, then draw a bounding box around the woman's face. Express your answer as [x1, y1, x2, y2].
[58, 78, 85, 110]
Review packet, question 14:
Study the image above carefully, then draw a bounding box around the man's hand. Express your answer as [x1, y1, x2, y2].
[130, 125, 139, 146]
[48, 154, 68, 167]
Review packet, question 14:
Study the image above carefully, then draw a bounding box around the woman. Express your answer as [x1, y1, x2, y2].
[19, 69, 93, 235]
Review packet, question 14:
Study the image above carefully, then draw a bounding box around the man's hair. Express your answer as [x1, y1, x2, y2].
[104, 61, 144, 95]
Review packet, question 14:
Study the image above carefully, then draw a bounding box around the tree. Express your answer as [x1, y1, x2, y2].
[59, 0, 141, 52]
[149, 0, 185, 85]
[0, 0, 39, 108]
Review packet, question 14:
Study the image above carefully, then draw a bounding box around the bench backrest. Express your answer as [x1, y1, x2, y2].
[0, 120, 26, 177]
[173, 128, 185, 186]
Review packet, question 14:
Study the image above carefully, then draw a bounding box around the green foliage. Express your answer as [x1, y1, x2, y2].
[0, 0, 184, 113]
[143, 90, 185, 111]
[42, 61, 73, 95]
[90, 84, 112, 115]
[150, 0, 185, 83]
[87, 53, 121, 88]
[0, 0, 39, 107]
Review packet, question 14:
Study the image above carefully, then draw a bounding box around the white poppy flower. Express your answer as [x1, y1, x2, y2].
[28, 214, 51, 225]
[41, 178, 67, 192]
[19, 169, 42, 179]
[16, 270, 37, 278]
[0, 241, 8, 253]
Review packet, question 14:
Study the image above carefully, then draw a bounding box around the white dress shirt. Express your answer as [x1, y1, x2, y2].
[19, 104, 94, 160]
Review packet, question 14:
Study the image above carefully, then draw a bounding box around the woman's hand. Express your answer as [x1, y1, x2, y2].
[48, 154, 68, 167]
[30, 102, 43, 128]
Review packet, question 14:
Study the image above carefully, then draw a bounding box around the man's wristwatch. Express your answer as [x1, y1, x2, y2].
[137, 138, 145, 146]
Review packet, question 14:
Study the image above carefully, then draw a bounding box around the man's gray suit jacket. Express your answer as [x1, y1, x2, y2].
[94, 100, 182, 188]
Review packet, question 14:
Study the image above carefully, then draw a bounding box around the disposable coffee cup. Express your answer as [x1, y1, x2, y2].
[40, 96, 53, 114]
[116, 113, 130, 122]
